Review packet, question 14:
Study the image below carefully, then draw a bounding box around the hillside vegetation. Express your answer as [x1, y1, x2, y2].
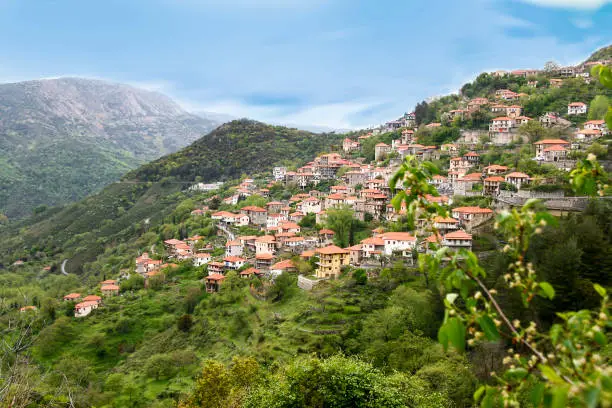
[0, 120, 342, 274]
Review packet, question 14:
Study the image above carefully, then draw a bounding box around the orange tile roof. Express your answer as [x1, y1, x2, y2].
[207, 273, 226, 281]
[506, 172, 530, 178]
[380, 232, 416, 241]
[101, 284, 120, 291]
[534, 139, 569, 145]
[224, 256, 246, 263]
[63, 293, 81, 300]
[445, 230, 473, 240]
[452, 206, 493, 214]
[484, 176, 505, 182]
[316, 245, 349, 255]
[271, 259, 295, 270]
[255, 253, 275, 260]
[83, 295, 101, 302]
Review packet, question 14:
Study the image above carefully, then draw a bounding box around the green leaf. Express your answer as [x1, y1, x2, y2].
[504, 367, 528, 381]
[530, 382, 545, 406]
[584, 386, 600, 408]
[538, 364, 563, 384]
[477, 315, 501, 341]
[601, 375, 612, 391]
[551, 385, 569, 408]
[445, 293, 458, 306]
[474, 385, 486, 403]
[445, 317, 466, 352]
[438, 324, 449, 351]
[538, 282, 555, 300]
[594, 331, 607, 346]
[593, 283, 607, 298]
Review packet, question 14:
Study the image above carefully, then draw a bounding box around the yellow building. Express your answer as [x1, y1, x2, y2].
[315, 245, 349, 279]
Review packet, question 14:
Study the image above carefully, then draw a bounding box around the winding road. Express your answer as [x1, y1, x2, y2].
[61, 259, 68, 275]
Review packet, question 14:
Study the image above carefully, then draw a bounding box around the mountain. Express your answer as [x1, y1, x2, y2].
[0, 119, 342, 273]
[0, 77, 221, 219]
[585, 44, 612, 63]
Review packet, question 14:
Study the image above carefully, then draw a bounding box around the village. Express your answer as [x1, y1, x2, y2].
[18, 59, 610, 318]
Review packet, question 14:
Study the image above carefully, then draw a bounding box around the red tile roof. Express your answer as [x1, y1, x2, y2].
[445, 230, 473, 240]
[316, 245, 349, 255]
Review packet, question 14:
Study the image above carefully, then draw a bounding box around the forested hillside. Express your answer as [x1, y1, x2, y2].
[0, 78, 220, 219]
[0, 120, 342, 274]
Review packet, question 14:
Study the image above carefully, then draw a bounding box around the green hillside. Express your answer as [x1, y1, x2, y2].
[0, 120, 342, 273]
[0, 52, 611, 407]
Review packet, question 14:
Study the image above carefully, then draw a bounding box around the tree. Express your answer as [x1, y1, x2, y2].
[145, 354, 177, 380]
[391, 157, 611, 407]
[325, 205, 355, 247]
[518, 120, 547, 144]
[588, 95, 610, 120]
[353, 268, 367, 285]
[177, 314, 194, 332]
[243, 355, 451, 408]
[180, 360, 232, 408]
[209, 196, 221, 210]
[543, 60, 560, 73]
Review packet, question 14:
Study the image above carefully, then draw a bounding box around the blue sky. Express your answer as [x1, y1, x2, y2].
[0, 0, 610, 130]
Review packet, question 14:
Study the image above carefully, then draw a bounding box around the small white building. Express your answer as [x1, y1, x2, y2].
[193, 253, 212, 267]
[75, 300, 99, 318]
[567, 102, 587, 115]
[225, 240, 244, 257]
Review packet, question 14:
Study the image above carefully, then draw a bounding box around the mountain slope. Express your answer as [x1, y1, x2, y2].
[0, 120, 342, 273]
[0, 77, 220, 219]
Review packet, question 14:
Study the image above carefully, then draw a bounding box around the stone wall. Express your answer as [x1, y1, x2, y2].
[298, 275, 321, 291]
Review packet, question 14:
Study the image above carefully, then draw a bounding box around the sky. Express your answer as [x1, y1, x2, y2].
[0, 0, 610, 131]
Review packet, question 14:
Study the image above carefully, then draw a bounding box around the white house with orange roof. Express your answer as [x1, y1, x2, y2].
[255, 235, 277, 255]
[224, 256, 246, 270]
[443, 230, 473, 251]
[75, 301, 100, 317]
[505, 172, 531, 189]
[489, 117, 515, 132]
[269, 259, 296, 278]
[483, 164, 508, 175]
[298, 196, 321, 214]
[193, 252, 212, 267]
[379, 232, 417, 257]
[451, 207, 494, 229]
[534, 139, 570, 158]
[225, 240, 243, 257]
[568, 102, 587, 115]
[360, 236, 385, 258]
[584, 120, 607, 132]
[433, 216, 460, 234]
[575, 128, 602, 142]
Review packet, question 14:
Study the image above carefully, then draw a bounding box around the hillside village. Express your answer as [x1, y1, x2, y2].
[14, 57, 610, 319]
[3, 48, 611, 407]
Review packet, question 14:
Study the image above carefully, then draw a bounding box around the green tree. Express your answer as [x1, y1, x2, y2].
[145, 353, 177, 380]
[177, 314, 194, 332]
[325, 205, 355, 247]
[588, 95, 609, 120]
[180, 360, 232, 408]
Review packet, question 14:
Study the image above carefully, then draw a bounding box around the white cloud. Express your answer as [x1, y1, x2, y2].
[572, 18, 594, 29]
[184, 98, 382, 130]
[516, 0, 612, 9]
